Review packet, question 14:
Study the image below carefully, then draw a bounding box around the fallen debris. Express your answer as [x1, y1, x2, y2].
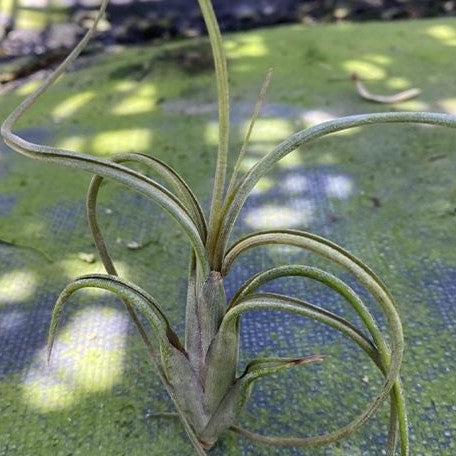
[351, 72, 421, 104]
[77, 252, 96, 263]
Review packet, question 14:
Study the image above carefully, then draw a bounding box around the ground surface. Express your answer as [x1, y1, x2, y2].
[1, 0, 454, 56]
[0, 18, 456, 455]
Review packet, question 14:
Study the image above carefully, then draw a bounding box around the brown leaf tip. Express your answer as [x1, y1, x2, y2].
[294, 354, 326, 365]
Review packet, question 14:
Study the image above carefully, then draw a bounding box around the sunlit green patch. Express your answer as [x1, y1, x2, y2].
[0, 269, 37, 304]
[426, 24, 456, 46]
[23, 306, 128, 411]
[52, 92, 96, 119]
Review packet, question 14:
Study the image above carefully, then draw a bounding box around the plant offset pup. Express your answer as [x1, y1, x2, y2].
[3, 1, 456, 454]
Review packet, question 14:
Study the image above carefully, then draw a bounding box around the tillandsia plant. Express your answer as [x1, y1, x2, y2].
[2, 1, 456, 454]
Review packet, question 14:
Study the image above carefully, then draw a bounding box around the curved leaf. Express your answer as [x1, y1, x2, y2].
[47, 273, 209, 450]
[229, 264, 405, 454]
[47, 273, 183, 362]
[3, 136, 209, 276]
[214, 111, 456, 267]
[86, 152, 207, 286]
[208, 293, 401, 450]
[222, 230, 408, 454]
[230, 264, 387, 362]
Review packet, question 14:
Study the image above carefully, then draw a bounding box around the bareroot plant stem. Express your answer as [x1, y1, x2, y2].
[2, 0, 456, 454]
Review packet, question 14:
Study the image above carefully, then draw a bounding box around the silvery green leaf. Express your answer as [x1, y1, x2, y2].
[47, 273, 208, 433]
[200, 355, 324, 446]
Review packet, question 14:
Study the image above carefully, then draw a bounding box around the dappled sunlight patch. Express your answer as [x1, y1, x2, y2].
[0, 310, 24, 331]
[113, 80, 138, 92]
[300, 110, 336, 128]
[365, 54, 391, 66]
[22, 306, 128, 412]
[204, 121, 219, 146]
[396, 99, 431, 112]
[426, 24, 456, 46]
[225, 34, 267, 58]
[239, 155, 259, 172]
[15, 8, 67, 31]
[316, 152, 338, 165]
[59, 258, 130, 287]
[56, 135, 88, 152]
[241, 118, 293, 143]
[24, 381, 76, 412]
[22, 220, 47, 239]
[241, 168, 355, 233]
[73, 346, 124, 392]
[244, 202, 314, 230]
[277, 152, 303, 169]
[324, 174, 354, 200]
[112, 84, 157, 115]
[438, 97, 456, 115]
[16, 81, 41, 97]
[1, 0, 14, 14]
[59, 257, 103, 279]
[342, 60, 386, 79]
[52, 92, 96, 119]
[91, 128, 152, 155]
[281, 174, 309, 194]
[387, 77, 411, 90]
[0, 270, 37, 304]
[112, 97, 155, 115]
[250, 177, 274, 195]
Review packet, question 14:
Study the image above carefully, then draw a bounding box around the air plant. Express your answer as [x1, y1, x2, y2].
[2, 1, 456, 454]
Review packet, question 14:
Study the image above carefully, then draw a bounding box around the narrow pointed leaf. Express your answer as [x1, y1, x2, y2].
[229, 264, 387, 360]
[87, 152, 207, 240]
[226, 68, 273, 198]
[198, 0, 230, 258]
[47, 274, 177, 360]
[2, 137, 209, 276]
[200, 355, 324, 446]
